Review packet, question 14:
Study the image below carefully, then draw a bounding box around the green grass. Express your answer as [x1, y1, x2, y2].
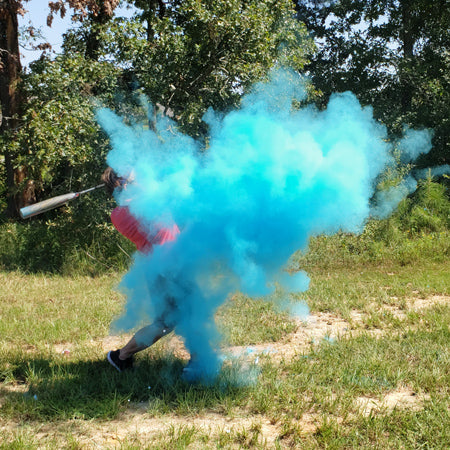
[1, 237, 449, 448]
[0, 273, 122, 346]
[300, 260, 450, 316]
[217, 294, 297, 346]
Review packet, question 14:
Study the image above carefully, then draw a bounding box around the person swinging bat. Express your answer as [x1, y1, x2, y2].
[20, 167, 199, 378]
[101, 167, 198, 378]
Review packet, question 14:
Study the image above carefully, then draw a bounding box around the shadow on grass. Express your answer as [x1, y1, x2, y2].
[0, 354, 250, 421]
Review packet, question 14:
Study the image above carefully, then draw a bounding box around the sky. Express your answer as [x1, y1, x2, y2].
[18, 1, 135, 67]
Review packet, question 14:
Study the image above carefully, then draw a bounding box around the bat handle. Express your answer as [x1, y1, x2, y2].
[78, 184, 105, 195]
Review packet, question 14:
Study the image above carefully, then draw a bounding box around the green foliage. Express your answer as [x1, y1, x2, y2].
[102, 0, 314, 137]
[0, 155, 5, 215]
[6, 52, 122, 198]
[0, 41, 142, 270]
[296, 0, 450, 167]
[1, 176, 448, 275]
[2, 1, 447, 276]
[0, 193, 134, 275]
[397, 177, 450, 233]
[0, 0, 315, 273]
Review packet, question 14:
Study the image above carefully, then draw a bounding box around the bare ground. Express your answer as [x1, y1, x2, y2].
[1, 295, 447, 448]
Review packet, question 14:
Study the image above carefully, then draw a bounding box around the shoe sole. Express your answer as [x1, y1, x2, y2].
[107, 351, 122, 372]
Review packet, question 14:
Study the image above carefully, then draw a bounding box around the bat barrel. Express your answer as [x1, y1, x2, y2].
[19, 193, 79, 219]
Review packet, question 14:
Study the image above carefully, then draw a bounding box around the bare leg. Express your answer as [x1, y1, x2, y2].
[117, 287, 179, 360]
[119, 320, 173, 360]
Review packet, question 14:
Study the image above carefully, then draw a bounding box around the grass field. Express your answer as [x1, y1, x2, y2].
[0, 248, 449, 448]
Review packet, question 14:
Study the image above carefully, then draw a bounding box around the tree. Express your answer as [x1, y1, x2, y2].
[10, 53, 120, 195]
[130, 0, 166, 42]
[97, 0, 315, 137]
[48, 0, 120, 60]
[0, 0, 120, 217]
[1, 0, 24, 217]
[2, 0, 313, 217]
[295, 0, 449, 168]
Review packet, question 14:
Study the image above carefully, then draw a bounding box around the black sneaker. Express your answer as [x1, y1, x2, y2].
[107, 350, 133, 372]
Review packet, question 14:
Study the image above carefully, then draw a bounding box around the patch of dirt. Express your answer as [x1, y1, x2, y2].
[410, 295, 449, 310]
[377, 295, 449, 320]
[88, 295, 448, 446]
[45, 296, 448, 366]
[224, 294, 449, 364]
[0, 383, 28, 408]
[0, 383, 28, 394]
[355, 387, 431, 416]
[50, 343, 74, 355]
[97, 334, 128, 352]
[1, 411, 286, 448]
[81, 411, 283, 448]
[226, 311, 353, 363]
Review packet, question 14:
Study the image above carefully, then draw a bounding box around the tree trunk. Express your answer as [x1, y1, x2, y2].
[85, 0, 120, 60]
[144, 0, 166, 131]
[0, 0, 22, 218]
[400, 0, 414, 113]
[85, 4, 109, 60]
[145, 0, 166, 42]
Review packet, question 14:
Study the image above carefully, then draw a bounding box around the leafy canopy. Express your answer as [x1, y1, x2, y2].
[96, 0, 315, 136]
[295, 0, 450, 167]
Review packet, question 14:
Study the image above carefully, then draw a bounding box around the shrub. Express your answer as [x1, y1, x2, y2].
[292, 179, 450, 270]
[0, 193, 134, 275]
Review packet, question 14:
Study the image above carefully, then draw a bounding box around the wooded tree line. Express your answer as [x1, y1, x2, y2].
[1, 0, 449, 220]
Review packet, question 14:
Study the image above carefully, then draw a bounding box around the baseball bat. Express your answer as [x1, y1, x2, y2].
[19, 184, 105, 219]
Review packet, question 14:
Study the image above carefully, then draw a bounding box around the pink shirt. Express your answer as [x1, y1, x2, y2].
[111, 206, 179, 254]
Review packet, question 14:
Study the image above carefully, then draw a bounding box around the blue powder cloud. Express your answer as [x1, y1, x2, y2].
[399, 127, 434, 164]
[96, 69, 432, 382]
[414, 165, 450, 180]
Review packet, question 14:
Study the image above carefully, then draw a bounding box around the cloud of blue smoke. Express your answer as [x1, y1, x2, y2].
[414, 165, 450, 180]
[370, 176, 418, 219]
[96, 69, 432, 382]
[398, 127, 434, 164]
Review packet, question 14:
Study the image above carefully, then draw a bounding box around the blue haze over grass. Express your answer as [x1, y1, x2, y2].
[96, 69, 432, 382]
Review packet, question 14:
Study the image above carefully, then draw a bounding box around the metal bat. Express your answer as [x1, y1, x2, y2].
[19, 184, 105, 219]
